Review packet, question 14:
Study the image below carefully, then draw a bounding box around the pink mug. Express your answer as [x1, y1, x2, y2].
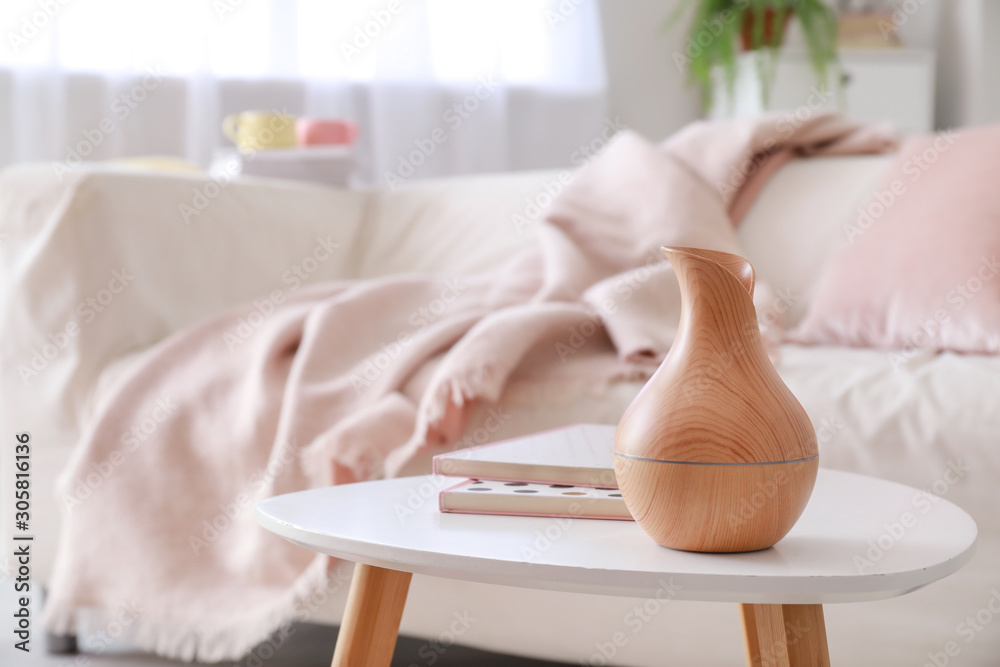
[296, 119, 358, 146]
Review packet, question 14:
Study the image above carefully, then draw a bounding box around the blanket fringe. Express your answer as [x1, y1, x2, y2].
[434, 362, 502, 425]
[43, 554, 333, 663]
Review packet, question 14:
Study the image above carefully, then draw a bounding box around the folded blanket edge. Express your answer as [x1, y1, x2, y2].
[42, 554, 331, 662]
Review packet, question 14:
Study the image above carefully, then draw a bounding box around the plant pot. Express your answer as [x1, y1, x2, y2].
[740, 8, 793, 50]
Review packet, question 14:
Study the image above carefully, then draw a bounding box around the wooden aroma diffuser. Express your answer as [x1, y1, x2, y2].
[614, 247, 818, 553]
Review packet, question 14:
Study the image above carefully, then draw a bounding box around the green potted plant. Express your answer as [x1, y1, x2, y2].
[667, 0, 839, 109]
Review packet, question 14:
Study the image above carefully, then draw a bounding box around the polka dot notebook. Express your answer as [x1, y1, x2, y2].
[439, 479, 632, 521]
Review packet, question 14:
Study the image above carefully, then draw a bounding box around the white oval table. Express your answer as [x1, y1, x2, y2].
[257, 468, 977, 667]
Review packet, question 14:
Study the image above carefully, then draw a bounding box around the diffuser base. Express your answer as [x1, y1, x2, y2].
[614, 455, 818, 553]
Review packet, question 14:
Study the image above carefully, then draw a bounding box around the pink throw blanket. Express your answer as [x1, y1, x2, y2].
[44, 114, 894, 661]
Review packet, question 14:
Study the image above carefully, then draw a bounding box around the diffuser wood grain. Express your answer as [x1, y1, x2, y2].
[331, 564, 411, 667]
[615, 247, 818, 552]
[614, 456, 817, 552]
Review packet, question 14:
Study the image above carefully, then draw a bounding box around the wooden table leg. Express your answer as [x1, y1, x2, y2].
[740, 604, 763, 664]
[331, 564, 412, 667]
[739, 603, 831, 667]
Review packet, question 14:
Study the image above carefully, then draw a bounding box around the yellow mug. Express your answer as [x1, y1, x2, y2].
[222, 111, 297, 152]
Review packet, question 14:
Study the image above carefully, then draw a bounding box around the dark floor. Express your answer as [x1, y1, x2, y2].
[1, 580, 575, 666]
[233, 621, 576, 667]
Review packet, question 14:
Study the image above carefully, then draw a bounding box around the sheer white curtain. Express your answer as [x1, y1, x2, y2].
[0, 0, 607, 183]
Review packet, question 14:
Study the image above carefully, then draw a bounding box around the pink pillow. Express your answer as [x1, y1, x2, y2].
[789, 124, 1000, 360]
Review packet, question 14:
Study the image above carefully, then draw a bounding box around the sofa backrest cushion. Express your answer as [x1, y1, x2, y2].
[356, 170, 558, 279]
[365, 156, 894, 328]
[738, 155, 892, 326]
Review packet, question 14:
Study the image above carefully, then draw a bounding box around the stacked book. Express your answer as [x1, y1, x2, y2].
[433, 424, 633, 521]
[210, 146, 356, 186]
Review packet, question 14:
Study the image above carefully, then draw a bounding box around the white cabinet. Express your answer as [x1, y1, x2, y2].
[709, 49, 936, 133]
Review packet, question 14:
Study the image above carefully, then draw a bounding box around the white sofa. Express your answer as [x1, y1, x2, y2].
[2, 157, 999, 666]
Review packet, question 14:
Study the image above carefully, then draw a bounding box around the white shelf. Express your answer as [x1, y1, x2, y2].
[211, 145, 357, 186]
[710, 48, 936, 133]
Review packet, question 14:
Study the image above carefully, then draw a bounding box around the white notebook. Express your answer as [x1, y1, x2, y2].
[432, 424, 618, 488]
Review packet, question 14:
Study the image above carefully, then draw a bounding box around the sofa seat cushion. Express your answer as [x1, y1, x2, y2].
[737, 154, 892, 327]
[84, 337, 1000, 666]
[90, 340, 999, 544]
